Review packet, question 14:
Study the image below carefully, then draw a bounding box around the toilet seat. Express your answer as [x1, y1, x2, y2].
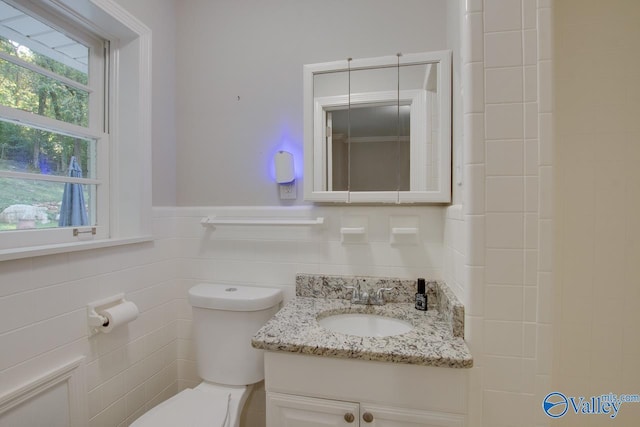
[131, 387, 232, 427]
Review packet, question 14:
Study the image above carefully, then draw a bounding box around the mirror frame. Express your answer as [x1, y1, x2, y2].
[303, 50, 451, 203]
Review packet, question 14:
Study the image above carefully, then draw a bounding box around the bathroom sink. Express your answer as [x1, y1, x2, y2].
[317, 313, 413, 337]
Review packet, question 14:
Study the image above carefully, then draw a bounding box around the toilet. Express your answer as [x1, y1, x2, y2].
[131, 283, 283, 427]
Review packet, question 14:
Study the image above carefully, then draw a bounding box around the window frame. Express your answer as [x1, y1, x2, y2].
[0, 0, 153, 261]
[0, 1, 109, 247]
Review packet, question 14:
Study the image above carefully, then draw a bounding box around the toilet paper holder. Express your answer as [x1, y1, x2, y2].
[87, 293, 129, 336]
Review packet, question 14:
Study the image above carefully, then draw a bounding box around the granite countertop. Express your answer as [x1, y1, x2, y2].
[251, 274, 473, 368]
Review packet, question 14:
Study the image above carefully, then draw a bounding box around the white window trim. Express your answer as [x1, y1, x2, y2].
[0, 0, 153, 262]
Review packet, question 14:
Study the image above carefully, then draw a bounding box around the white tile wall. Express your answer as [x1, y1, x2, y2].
[484, 32, 522, 68]
[485, 104, 524, 140]
[464, 62, 486, 113]
[444, 205, 465, 302]
[485, 68, 523, 104]
[463, 12, 484, 63]
[460, 0, 555, 425]
[0, 209, 181, 427]
[483, 355, 523, 392]
[485, 140, 524, 176]
[483, 0, 521, 32]
[485, 213, 524, 248]
[463, 113, 485, 165]
[484, 285, 523, 321]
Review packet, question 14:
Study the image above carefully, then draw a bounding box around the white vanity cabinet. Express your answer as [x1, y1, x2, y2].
[268, 392, 464, 426]
[264, 352, 467, 427]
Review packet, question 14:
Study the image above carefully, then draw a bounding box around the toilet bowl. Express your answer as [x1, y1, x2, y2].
[131, 283, 283, 427]
[130, 383, 251, 427]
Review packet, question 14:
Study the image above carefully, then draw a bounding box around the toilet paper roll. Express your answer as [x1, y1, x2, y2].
[99, 301, 139, 333]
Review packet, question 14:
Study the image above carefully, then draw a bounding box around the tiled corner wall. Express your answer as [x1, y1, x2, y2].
[0, 212, 181, 427]
[461, 0, 554, 426]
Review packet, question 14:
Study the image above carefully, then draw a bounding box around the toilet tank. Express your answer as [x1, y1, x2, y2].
[188, 283, 283, 386]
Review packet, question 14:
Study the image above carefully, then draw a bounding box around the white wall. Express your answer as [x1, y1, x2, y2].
[117, 0, 178, 206]
[175, 0, 448, 206]
[554, 1, 640, 425]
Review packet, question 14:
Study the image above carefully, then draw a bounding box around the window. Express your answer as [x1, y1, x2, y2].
[0, 0, 107, 247]
[0, 0, 152, 258]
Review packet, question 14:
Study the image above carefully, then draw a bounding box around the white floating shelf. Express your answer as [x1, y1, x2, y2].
[201, 216, 324, 227]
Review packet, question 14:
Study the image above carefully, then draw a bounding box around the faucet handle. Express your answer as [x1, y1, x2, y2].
[376, 286, 394, 296]
[375, 287, 395, 303]
[341, 283, 361, 299]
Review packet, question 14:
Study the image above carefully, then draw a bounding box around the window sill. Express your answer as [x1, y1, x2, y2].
[0, 235, 154, 262]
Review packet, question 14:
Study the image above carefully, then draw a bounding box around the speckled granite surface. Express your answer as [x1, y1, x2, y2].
[252, 274, 472, 368]
[295, 273, 465, 338]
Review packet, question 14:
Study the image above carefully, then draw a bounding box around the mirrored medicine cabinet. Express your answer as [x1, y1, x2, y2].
[303, 50, 451, 203]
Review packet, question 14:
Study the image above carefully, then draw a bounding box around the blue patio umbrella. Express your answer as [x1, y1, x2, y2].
[58, 156, 88, 226]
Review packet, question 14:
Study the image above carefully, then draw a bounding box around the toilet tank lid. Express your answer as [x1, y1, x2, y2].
[188, 283, 283, 311]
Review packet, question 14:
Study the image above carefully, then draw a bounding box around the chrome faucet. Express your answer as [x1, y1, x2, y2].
[341, 284, 394, 305]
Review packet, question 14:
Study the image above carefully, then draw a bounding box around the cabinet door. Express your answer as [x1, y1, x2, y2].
[359, 404, 464, 427]
[267, 392, 360, 427]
